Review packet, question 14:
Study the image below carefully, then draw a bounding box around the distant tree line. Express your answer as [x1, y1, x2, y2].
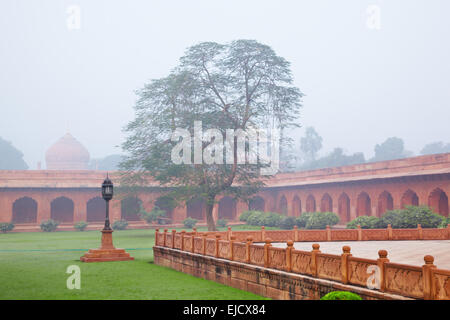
[281, 127, 450, 172]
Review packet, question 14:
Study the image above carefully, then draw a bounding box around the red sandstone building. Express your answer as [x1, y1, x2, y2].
[0, 134, 449, 231]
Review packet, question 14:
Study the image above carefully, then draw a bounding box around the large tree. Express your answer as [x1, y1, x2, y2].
[420, 141, 450, 155]
[370, 137, 411, 162]
[121, 40, 303, 230]
[0, 137, 28, 170]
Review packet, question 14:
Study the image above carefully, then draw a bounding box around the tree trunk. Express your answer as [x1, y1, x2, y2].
[205, 196, 217, 231]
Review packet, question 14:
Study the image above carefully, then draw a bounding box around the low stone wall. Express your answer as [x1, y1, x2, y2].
[154, 246, 411, 300]
[155, 227, 450, 300]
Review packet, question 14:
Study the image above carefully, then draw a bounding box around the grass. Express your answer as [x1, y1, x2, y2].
[0, 228, 267, 300]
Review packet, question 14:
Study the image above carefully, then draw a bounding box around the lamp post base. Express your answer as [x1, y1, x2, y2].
[80, 230, 134, 262]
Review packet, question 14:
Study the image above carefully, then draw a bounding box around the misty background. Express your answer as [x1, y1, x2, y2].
[1, 0, 449, 169]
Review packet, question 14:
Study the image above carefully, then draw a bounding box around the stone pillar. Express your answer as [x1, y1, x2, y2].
[73, 196, 87, 222]
[37, 194, 51, 223]
[110, 199, 121, 222]
[172, 204, 186, 223]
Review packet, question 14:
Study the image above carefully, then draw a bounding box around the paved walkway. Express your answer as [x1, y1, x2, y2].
[269, 240, 450, 269]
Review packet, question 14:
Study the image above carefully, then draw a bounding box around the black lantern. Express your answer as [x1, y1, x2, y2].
[101, 174, 113, 230]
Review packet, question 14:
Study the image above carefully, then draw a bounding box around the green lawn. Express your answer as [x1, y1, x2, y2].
[0, 228, 267, 300]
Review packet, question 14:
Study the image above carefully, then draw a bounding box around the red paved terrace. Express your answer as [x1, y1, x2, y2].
[0, 149, 449, 230]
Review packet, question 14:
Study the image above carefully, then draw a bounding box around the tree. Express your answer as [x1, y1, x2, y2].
[303, 147, 365, 170]
[420, 141, 450, 155]
[299, 127, 322, 163]
[121, 40, 303, 230]
[370, 137, 410, 162]
[0, 137, 28, 170]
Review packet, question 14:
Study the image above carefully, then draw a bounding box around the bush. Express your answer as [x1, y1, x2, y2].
[40, 219, 59, 232]
[0, 222, 14, 233]
[321, 291, 362, 300]
[112, 219, 128, 230]
[262, 212, 283, 227]
[247, 211, 265, 226]
[347, 216, 384, 229]
[74, 221, 88, 231]
[439, 217, 450, 228]
[139, 207, 166, 224]
[305, 212, 340, 229]
[278, 216, 296, 230]
[295, 212, 314, 228]
[217, 219, 228, 228]
[239, 210, 257, 222]
[381, 206, 444, 228]
[183, 217, 197, 229]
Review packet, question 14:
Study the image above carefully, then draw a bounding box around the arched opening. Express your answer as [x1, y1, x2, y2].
[12, 197, 37, 224]
[306, 195, 316, 213]
[50, 197, 74, 223]
[377, 191, 393, 217]
[186, 198, 205, 220]
[218, 196, 237, 220]
[278, 195, 288, 215]
[338, 193, 350, 223]
[86, 197, 106, 222]
[320, 193, 333, 212]
[357, 192, 371, 216]
[401, 189, 419, 208]
[428, 188, 449, 217]
[248, 196, 265, 212]
[121, 197, 142, 221]
[154, 195, 176, 220]
[292, 196, 301, 217]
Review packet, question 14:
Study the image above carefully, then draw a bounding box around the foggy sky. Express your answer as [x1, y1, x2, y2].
[1, 0, 449, 169]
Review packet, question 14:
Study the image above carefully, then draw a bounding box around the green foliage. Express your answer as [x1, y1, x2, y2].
[217, 219, 228, 228]
[321, 291, 362, 300]
[183, 217, 198, 229]
[346, 206, 445, 229]
[381, 206, 443, 228]
[305, 212, 340, 229]
[74, 221, 88, 231]
[139, 206, 167, 224]
[246, 211, 284, 227]
[112, 219, 129, 230]
[40, 219, 59, 232]
[239, 210, 257, 222]
[120, 40, 303, 231]
[295, 212, 314, 228]
[0, 137, 28, 170]
[439, 217, 450, 228]
[278, 216, 296, 230]
[0, 222, 14, 233]
[347, 216, 384, 229]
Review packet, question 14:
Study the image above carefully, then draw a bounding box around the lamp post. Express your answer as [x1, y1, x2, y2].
[101, 174, 113, 231]
[80, 174, 134, 262]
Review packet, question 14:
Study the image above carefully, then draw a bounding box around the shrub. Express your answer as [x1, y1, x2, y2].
[40, 219, 59, 232]
[381, 206, 444, 228]
[347, 216, 384, 229]
[295, 212, 314, 228]
[278, 216, 296, 230]
[183, 217, 197, 229]
[217, 219, 228, 228]
[305, 212, 340, 229]
[112, 219, 128, 230]
[139, 207, 166, 224]
[0, 222, 14, 233]
[247, 211, 265, 226]
[74, 221, 88, 231]
[321, 291, 362, 300]
[239, 210, 257, 222]
[262, 212, 283, 227]
[439, 217, 450, 228]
